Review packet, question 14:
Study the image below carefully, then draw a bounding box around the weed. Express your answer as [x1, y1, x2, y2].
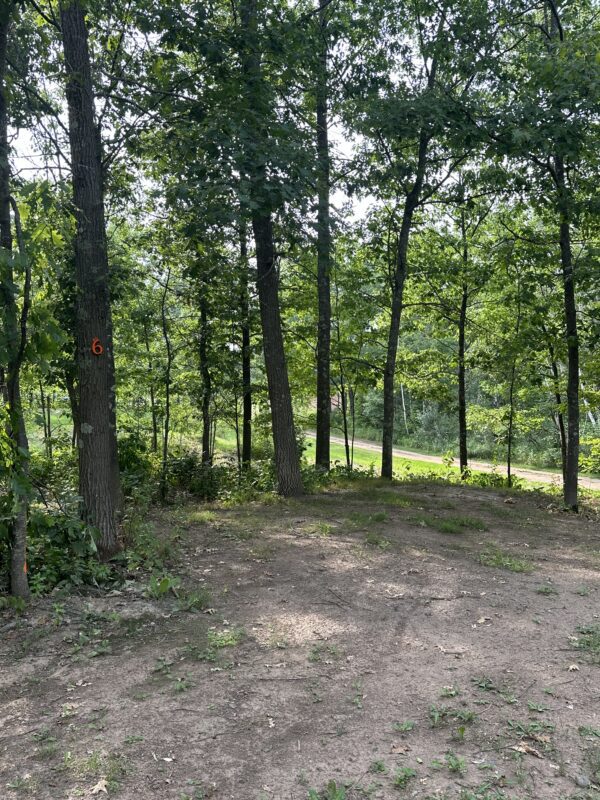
[579, 726, 600, 738]
[350, 678, 364, 709]
[472, 675, 496, 691]
[172, 674, 194, 693]
[507, 719, 555, 737]
[571, 624, 600, 661]
[146, 573, 181, 599]
[207, 627, 243, 648]
[411, 513, 486, 534]
[124, 735, 144, 745]
[536, 585, 558, 596]
[308, 780, 347, 800]
[527, 701, 549, 713]
[6, 775, 39, 792]
[479, 545, 533, 573]
[445, 751, 467, 775]
[249, 543, 275, 561]
[368, 760, 387, 774]
[393, 720, 416, 733]
[365, 531, 390, 549]
[304, 521, 333, 536]
[176, 588, 211, 612]
[429, 705, 477, 727]
[575, 585, 591, 596]
[392, 767, 417, 789]
[440, 685, 460, 698]
[348, 511, 388, 527]
[188, 510, 217, 524]
[308, 644, 340, 663]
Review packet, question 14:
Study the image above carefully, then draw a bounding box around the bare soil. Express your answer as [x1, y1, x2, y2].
[1, 479, 599, 800]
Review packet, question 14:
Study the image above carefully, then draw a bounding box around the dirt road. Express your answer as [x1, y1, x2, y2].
[308, 432, 600, 491]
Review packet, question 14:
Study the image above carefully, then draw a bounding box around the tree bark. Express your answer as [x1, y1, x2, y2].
[60, 0, 121, 555]
[555, 155, 578, 510]
[0, 7, 30, 599]
[199, 290, 212, 465]
[240, 0, 303, 496]
[159, 269, 172, 501]
[143, 320, 158, 452]
[64, 369, 80, 448]
[315, 5, 331, 471]
[240, 225, 252, 467]
[457, 283, 468, 477]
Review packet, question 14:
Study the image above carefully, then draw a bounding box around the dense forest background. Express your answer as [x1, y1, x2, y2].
[1, 0, 599, 599]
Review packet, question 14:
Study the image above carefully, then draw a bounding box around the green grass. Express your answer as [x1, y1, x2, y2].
[571, 624, 600, 661]
[479, 545, 533, 573]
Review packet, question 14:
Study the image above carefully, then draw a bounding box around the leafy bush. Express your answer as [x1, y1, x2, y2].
[26, 509, 114, 594]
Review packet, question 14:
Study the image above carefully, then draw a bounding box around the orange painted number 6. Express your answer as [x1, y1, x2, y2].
[91, 337, 104, 356]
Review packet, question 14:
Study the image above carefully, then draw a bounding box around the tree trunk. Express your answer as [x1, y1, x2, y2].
[0, 7, 30, 599]
[315, 5, 331, 471]
[199, 291, 212, 465]
[381, 204, 412, 479]
[555, 155, 579, 510]
[159, 269, 172, 501]
[64, 369, 80, 448]
[381, 44, 438, 479]
[60, 0, 121, 555]
[457, 283, 468, 477]
[240, 226, 252, 468]
[240, 0, 303, 496]
[143, 320, 158, 452]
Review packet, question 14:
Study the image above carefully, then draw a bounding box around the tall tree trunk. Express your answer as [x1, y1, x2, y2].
[543, 330, 567, 484]
[381, 203, 413, 479]
[46, 393, 52, 460]
[315, 5, 331, 471]
[199, 291, 212, 465]
[159, 269, 172, 501]
[143, 320, 158, 452]
[240, 0, 303, 496]
[240, 225, 252, 468]
[457, 283, 468, 477]
[548, 5, 578, 510]
[555, 155, 578, 510]
[60, 0, 121, 555]
[40, 380, 48, 446]
[64, 369, 79, 448]
[0, 7, 30, 599]
[381, 43, 439, 479]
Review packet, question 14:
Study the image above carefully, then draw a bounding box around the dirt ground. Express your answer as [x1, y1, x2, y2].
[1, 479, 599, 800]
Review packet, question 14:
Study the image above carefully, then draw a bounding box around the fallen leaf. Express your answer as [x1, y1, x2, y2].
[391, 743, 411, 754]
[90, 778, 108, 794]
[568, 664, 580, 671]
[477, 617, 491, 624]
[512, 743, 543, 758]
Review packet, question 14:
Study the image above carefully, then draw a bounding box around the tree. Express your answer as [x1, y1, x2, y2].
[60, 0, 121, 554]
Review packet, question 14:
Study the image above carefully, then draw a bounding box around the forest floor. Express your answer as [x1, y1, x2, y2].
[1, 479, 600, 800]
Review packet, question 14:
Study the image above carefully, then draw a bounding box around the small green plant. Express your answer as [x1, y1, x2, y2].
[507, 719, 555, 737]
[368, 760, 387, 774]
[392, 767, 417, 789]
[365, 531, 390, 549]
[124, 734, 144, 745]
[176, 588, 211, 612]
[146, 573, 181, 599]
[527, 701, 549, 713]
[429, 705, 477, 727]
[445, 751, 466, 775]
[207, 627, 243, 648]
[393, 720, 416, 733]
[308, 644, 340, 663]
[471, 675, 496, 691]
[308, 780, 347, 800]
[348, 511, 388, 527]
[479, 545, 533, 573]
[536, 585, 558, 596]
[579, 726, 600, 738]
[440, 685, 460, 697]
[571, 623, 600, 661]
[575, 585, 591, 596]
